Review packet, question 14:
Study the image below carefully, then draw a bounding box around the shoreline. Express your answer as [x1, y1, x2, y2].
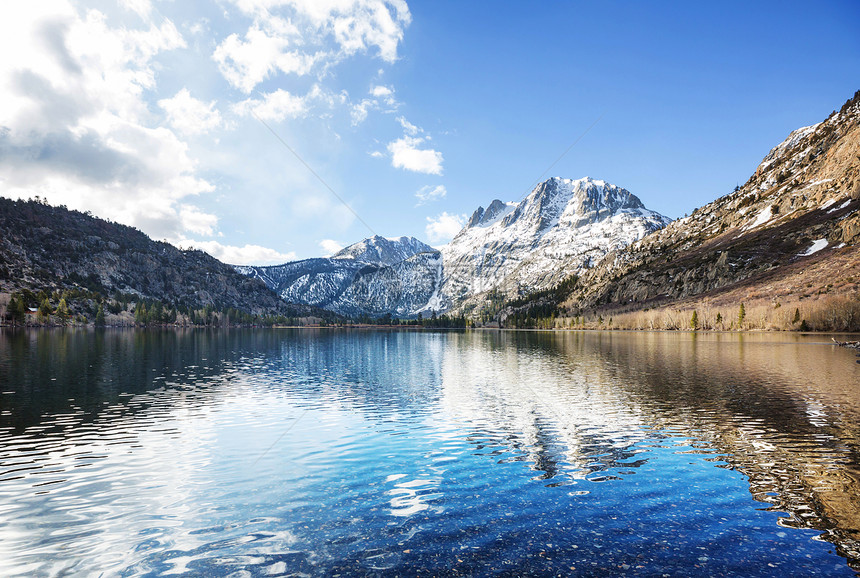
[2, 323, 859, 337]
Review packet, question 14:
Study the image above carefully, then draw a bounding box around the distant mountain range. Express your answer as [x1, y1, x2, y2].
[238, 177, 670, 318]
[235, 235, 443, 318]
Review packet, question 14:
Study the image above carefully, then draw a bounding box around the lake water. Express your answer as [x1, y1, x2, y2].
[1, 329, 859, 576]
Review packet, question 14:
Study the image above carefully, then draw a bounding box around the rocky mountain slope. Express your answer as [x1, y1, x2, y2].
[545, 90, 860, 320]
[442, 177, 671, 312]
[0, 197, 322, 319]
[236, 235, 443, 318]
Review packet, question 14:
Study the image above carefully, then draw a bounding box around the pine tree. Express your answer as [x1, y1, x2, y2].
[135, 302, 147, 325]
[690, 310, 699, 330]
[715, 312, 722, 327]
[8, 294, 25, 324]
[738, 303, 746, 327]
[57, 298, 69, 325]
[95, 304, 106, 326]
[792, 307, 801, 324]
[39, 297, 52, 317]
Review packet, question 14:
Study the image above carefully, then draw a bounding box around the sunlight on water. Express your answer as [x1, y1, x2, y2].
[0, 328, 858, 575]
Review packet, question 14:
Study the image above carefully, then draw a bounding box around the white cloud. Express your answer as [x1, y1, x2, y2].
[179, 204, 219, 236]
[213, 21, 316, 93]
[397, 115, 420, 135]
[350, 99, 372, 125]
[0, 5, 224, 242]
[233, 88, 308, 121]
[370, 84, 392, 97]
[158, 88, 223, 135]
[414, 184, 446, 205]
[350, 83, 398, 125]
[319, 238, 344, 255]
[233, 85, 346, 122]
[425, 211, 465, 244]
[215, 0, 411, 94]
[388, 135, 443, 175]
[175, 238, 296, 265]
[120, 0, 152, 19]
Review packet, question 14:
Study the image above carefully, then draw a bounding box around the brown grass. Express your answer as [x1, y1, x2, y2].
[558, 293, 860, 332]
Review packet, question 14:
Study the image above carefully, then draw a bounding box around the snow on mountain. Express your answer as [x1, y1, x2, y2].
[337, 251, 445, 317]
[236, 177, 669, 318]
[235, 235, 439, 317]
[331, 235, 434, 265]
[441, 177, 671, 305]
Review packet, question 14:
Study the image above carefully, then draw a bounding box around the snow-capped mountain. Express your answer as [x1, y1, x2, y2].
[441, 177, 671, 305]
[236, 178, 670, 318]
[235, 235, 440, 317]
[331, 235, 434, 265]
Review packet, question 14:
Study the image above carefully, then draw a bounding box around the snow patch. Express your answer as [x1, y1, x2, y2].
[804, 178, 833, 192]
[744, 205, 773, 231]
[798, 239, 828, 257]
[827, 199, 852, 213]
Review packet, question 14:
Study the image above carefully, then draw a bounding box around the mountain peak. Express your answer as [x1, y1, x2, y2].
[332, 235, 434, 265]
[466, 199, 512, 228]
[502, 176, 647, 232]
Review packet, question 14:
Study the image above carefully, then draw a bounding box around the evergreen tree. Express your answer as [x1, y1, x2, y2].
[39, 297, 52, 317]
[135, 302, 147, 325]
[690, 310, 699, 330]
[792, 307, 801, 324]
[738, 303, 746, 327]
[95, 304, 106, 326]
[715, 312, 722, 327]
[57, 298, 69, 324]
[8, 294, 25, 324]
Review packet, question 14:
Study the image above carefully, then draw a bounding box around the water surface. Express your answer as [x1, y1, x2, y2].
[1, 329, 859, 576]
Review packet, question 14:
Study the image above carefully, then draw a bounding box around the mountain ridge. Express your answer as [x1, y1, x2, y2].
[0, 197, 332, 324]
[239, 176, 671, 318]
[503, 90, 860, 330]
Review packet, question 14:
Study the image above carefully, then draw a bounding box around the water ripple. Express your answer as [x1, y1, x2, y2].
[0, 329, 858, 575]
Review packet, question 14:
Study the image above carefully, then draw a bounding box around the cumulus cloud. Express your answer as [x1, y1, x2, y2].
[318, 238, 344, 255]
[0, 4, 224, 242]
[215, 0, 411, 94]
[233, 85, 346, 122]
[425, 211, 465, 244]
[233, 88, 308, 121]
[414, 184, 446, 205]
[175, 237, 296, 265]
[351, 83, 398, 125]
[397, 115, 420, 135]
[388, 135, 443, 175]
[158, 88, 223, 134]
[213, 21, 315, 93]
[179, 204, 219, 236]
[370, 84, 393, 97]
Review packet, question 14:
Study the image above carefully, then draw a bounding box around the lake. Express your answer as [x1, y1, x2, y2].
[1, 328, 859, 576]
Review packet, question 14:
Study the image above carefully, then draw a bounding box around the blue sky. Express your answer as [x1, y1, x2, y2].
[1, 1, 858, 264]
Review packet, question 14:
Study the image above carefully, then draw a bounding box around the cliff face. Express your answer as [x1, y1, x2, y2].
[563, 91, 860, 313]
[0, 198, 315, 316]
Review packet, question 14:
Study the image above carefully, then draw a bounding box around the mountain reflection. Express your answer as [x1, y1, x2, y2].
[1, 328, 858, 572]
[438, 331, 860, 567]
